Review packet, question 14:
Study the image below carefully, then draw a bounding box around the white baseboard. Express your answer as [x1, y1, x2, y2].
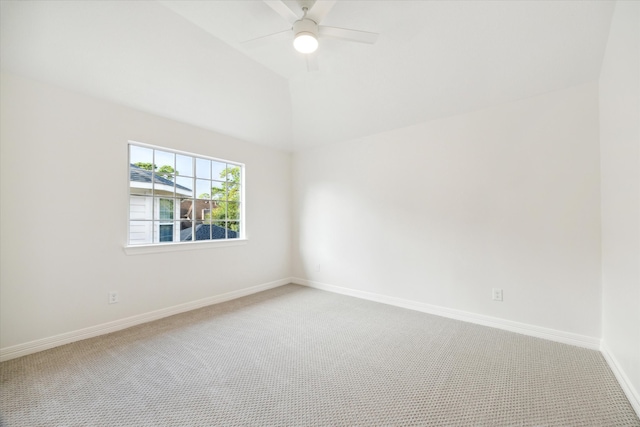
[601, 342, 640, 417]
[0, 278, 292, 362]
[292, 277, 601, 350]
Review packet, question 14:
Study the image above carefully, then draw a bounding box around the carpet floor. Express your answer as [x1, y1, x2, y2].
[1, 284, 638, 426]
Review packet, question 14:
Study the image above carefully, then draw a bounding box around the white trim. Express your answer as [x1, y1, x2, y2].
[292, 277, 601, 350]
[124, 238, 248, 255]
[601, 341, 640, 417]
[0, 278, 292, 362]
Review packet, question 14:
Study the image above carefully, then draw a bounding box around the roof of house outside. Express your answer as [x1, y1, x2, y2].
[130, 164, 192, 192]
[180, 224, 238, 241]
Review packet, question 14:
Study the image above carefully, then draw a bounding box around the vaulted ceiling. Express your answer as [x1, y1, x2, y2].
[0, 1, 615, 151]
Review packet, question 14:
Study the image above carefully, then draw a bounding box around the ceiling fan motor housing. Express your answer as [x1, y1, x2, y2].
[293, 18, 319, 39]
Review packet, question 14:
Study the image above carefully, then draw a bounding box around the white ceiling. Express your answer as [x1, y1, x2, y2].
[0, 1, 615, 152]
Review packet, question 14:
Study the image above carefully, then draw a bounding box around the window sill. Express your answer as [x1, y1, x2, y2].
[123, 238, 248, 255]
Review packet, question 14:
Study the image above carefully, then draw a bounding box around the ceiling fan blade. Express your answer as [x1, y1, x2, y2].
[241, 29, 291, 48]
[306, 0, 337, 24]
[306, 54, 319, 72]
[263, 0, 299, 24]
[319, 26, 379, 44]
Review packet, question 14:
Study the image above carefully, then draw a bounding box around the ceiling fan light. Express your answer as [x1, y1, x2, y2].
[294, 33, 318, 54]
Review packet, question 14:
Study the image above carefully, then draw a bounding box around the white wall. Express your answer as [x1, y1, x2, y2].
[0, 72, 291, 350]
[599, 0, 640, 408]
[293, 82, 602, 339]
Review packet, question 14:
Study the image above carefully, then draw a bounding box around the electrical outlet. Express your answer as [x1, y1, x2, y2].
[108, 291, 119, 304]
[492, 288, 503, 302]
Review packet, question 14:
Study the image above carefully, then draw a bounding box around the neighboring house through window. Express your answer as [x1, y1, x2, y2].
[128, 142, 244, 245]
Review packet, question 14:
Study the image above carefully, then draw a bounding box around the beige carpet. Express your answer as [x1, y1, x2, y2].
[1, 284, 638, 426]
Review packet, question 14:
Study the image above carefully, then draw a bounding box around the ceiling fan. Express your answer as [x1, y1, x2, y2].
[244, 0, 379, 69]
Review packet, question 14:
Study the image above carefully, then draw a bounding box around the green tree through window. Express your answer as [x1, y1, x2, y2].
[203, 166, 241, 232]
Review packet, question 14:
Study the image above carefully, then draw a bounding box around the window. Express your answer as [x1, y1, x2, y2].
[128, 142, 244, 245]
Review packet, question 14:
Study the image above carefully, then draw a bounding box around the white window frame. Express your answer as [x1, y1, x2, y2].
[125, 141, 246, 255]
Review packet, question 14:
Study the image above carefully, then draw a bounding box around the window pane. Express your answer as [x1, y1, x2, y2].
[176, 154, 193, 177]
[158, 223, 174, 242]
[201, 200, 217, 222]
[199, 200, 215, 221]
[210, 222, 227, 240]
[204, 201, 224, 222]
[215, 201, 227, 219]
[227, 222, 240, 239]
[157, 198, 174, 220]
[155, 150, 175, 171]
[129, 182, 151, 196]
[227, 202, 240, 220]
[211, 181, 225, 200]
[227, 183, 240, 202]
[179, 220, 194, 241]
[192, 221, 209, 241]
[180, 199, 194, 220]
[214, 201, 239, 220]
[129, 220, 152, 244]
[130, 163, 153, 196]
[175, 176, 193, 197]
[157, 170, 176, 183]
[196, 179, 211, 199]
[153, 221, 169, 243]
[130, 145, 153, 166]
[153, 173, 175, 197]
[202, 207, 212, 223]
[130, 196, 153, 220]
[154, 149, 177, 187]
[195, 158, 210, 179]
[226, 164, 241, 183]
[212, 161, 226, 181]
